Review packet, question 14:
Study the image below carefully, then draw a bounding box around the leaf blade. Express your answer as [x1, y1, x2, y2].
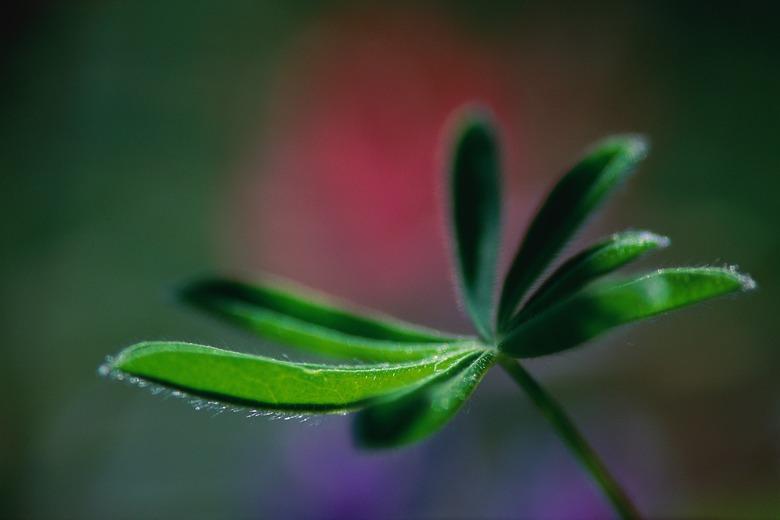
[353, 351, 495, 448]
[106, 342, 483, 413]
[497, 135, 649, 330]
[448, 108, 502, 340]
[179, 278, 467, 362]
[509, 230, 669, 326]
[499, 267, 755, 358]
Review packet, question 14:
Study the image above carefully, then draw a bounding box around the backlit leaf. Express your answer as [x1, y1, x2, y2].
[106, 342, 482, 413]
[500, 267, 755, 358]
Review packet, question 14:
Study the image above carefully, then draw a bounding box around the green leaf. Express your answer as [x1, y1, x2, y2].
[179, 278, 467, 362]
[500, 267, 755, 358]
[353, 351, 495, 448]
[448, 108, 502, 341]
[106, 342, 483, 413]
[497, 135, 649, 330]
[508, 230, 669, 327]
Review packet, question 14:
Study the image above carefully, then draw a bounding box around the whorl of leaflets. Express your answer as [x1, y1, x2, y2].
[104, 106, 754, 451]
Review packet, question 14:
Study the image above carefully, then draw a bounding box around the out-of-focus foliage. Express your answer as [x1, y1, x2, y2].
[448, 110, 502, 340]
[498, 135, 648, 328]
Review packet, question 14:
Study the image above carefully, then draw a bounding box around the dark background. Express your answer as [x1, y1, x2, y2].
[2, 1, 778, 518]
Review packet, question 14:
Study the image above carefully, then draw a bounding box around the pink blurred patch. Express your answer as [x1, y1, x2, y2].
[227, 7, 525, 329]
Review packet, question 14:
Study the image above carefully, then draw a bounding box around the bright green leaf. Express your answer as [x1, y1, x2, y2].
[497, 135, 649, 330]
[508, 230, 669, 327]
[448, 108, 502, 340]
[353, 351, 495, 448]
[106, 342, 483, 413]
[179, 278, 468, 362]
[500, 267, 755, 358]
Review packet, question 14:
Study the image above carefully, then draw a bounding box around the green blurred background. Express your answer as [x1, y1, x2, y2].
[2, 1, 778, 518]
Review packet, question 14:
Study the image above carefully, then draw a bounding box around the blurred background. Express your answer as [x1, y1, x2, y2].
[2, 1, 778, 518]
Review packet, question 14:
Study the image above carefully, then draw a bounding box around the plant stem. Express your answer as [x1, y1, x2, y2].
[497, 355, 641, 520]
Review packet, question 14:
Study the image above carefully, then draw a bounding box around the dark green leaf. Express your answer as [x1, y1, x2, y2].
[179, 278, 467, 362]
[500, 267, 755, 358]
[508, 230, 669, 327]
[497, 135, 649, 330]
[106, 342, 483, 412]
[448, 108, 502, 340]
[353, 351, 495, 448]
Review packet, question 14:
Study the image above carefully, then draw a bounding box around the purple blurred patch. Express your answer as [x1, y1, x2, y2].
[250, 418, 426, 519]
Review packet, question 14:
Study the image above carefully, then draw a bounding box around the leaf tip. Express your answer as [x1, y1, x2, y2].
[609, 133, 650, 160]
[174, 277, 213, 306]
[97, 349, 133, 382]
[726, 265, 757, 291]
[452, 102, 496, 126]
[97, 357, 114, 378]
[446, 103, 499, 156]
[586, 134, 650, 173]
[669, 265, 757, 294]
[635, 230, 671, 249]
[99, 341, 163, 379]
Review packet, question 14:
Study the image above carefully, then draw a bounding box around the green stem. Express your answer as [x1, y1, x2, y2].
[497, 355, 641, 520]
